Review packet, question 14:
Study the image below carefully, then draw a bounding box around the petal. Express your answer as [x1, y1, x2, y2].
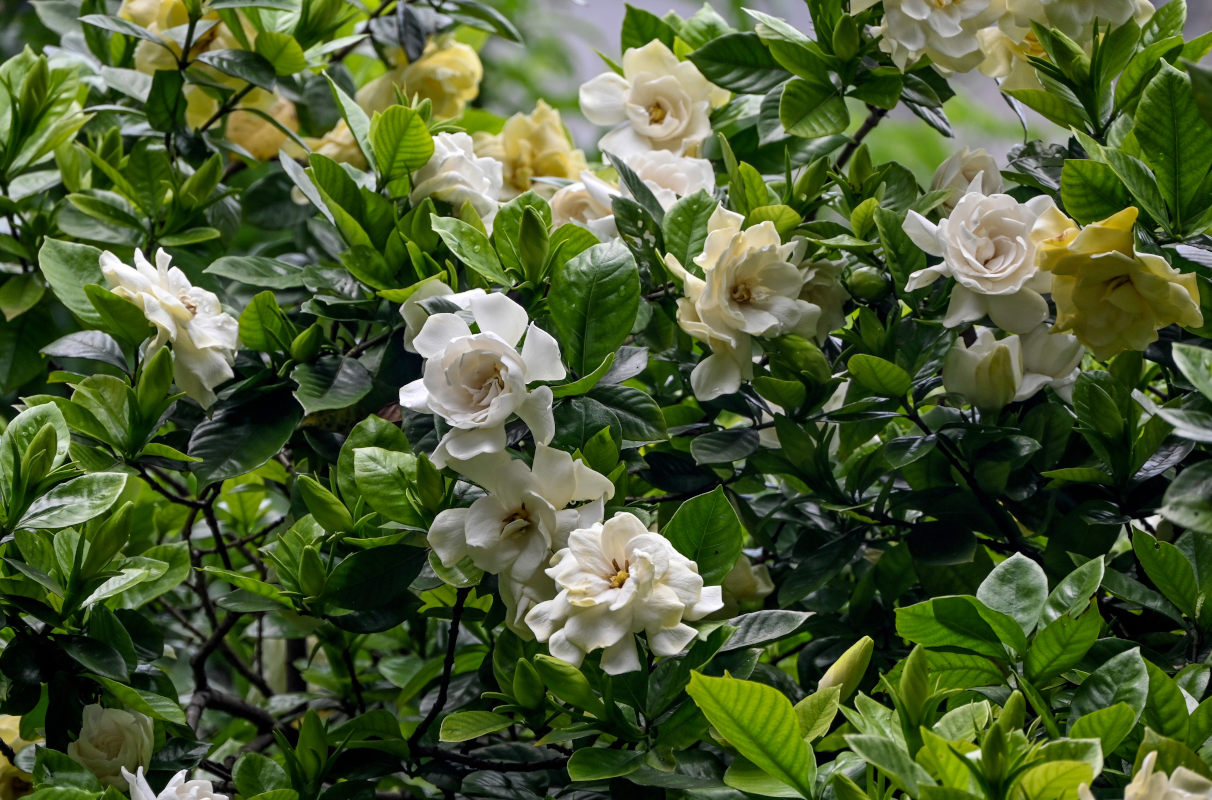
[579, 72, 631, 126]
[521, 323, 567, 381]
[648, 623, 697, 657]
[470, 292, 528, 346]
[414, 313, 471, 359]
[399, 379, 430, 412]
[986, 289, 1048, 334]
[902, 211, 943, 255]
[942, 285, 988, 328]
[427, 509, 470, 566]
[515, 386, 556, 445]
[690, 352, 743, 401]
[435, 425, 506, 467]
[600, 635, 642, 674]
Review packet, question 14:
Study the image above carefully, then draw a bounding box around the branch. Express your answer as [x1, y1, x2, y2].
[187, 689, 283, 732]
[835, 105, 890, 171]
[409, 587, 469, 746]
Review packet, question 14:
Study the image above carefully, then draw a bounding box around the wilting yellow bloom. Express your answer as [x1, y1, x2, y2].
[1041, 207, 1202, 360]
[223, 89, 299, 160]
[474, 100, 586, 198]
[300, 120, 367, 169]
[357, 39, 482, 119]
[0, 716, 36, 800]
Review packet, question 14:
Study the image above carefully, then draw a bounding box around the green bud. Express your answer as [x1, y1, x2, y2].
[297, 475, 354, 533]
[20, 422, 59, 488]
[832, 15, 861, 62]
[818, 635, 873, 703]
[290, 323, 325, 363]
[768, 335, 832, 385]
[998, 690, 1025, 732]
[846, 265, 890, 301]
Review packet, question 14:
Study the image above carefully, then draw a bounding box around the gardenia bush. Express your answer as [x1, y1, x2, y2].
[3, 0, 1212, 798]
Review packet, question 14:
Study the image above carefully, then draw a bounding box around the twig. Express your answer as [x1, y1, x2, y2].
[409, 588, 470, 746]
[348, 328, 394, 358]
[835, 105, 890, 171]
[137, 465, 206, 509]
[187, 689, 283, 732]
[411, 746, 567, 773]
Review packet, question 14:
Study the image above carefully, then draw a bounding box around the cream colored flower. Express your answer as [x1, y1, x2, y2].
[580, 40, 729, 158]
[551, 172, 621, 240]
[474, 100, 587, 199]
[123, 767, 228, 800]
[1079, 751, 1212, 800]
[358, 39, 482, 119]
[410, 132, 504, 232]
[100, 248, 239, 408]
[666, 207, 820, 400]
[525, 512, 724, 674]
[853, 0, 1007, 73]
[903, 182, 1058, 334]
[931, 148, 1002, 213]
[943, 327, 1023, 413]
[67, 705, 153, 787]
[1016, 323, 1083, 402]
[718, 553, 774, 616]
[626, 150, 716, 208]
[429, 445, 614, 630]
[302, 120, 367, 169]
[399, 291, 564, 466]
[1041, 207, 1203, 360]
[223, 89, 299, 161]
[0, 716, 34, 800]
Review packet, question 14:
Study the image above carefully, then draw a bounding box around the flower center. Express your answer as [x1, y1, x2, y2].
[647, 102, 667, 125]
[731, 282, 754, 304]
[608, 558, 630, 589]
[181, 297, 198, 315]
[928, 0, 955, 7]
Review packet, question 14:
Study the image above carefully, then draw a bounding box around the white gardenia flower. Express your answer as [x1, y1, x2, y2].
[931, 148, 1002, 213]
[942, 327, 1023, 413]
[552, 152, 715, 241]
[1015, 323, 1083, 402]
[100, 248, 238, 408]
[1080, 750, 1212, 800]
[399, 291, 565, 466]
[429, 444, 614, 580]
[67, 705, 154, 787]
[580, 40, 729, 159]
[666, 207, 820, 401]
[410, 132, 504, 232]
[123, 767, 228, 800]
[853, 0, 1007, 73]
[525, 511, 724, 674]
[903, 181, 1058, 334]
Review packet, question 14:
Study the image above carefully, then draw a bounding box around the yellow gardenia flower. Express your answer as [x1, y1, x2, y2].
[356, 39, 482, 119]
[223, 89, 300, 160]
[0, 715, 37, 800]
[473, 100, 587, 199]
[1041, 207, 1202, 361]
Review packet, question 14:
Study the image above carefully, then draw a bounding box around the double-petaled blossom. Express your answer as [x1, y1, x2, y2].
[525, 512, 723, 674]
[666, 207, 820, 400]
[356, 39, 482, 119]
[428, 445, 614, 631]
[1040, 207, 1202, 360]
[100, 248, 239, 408]
[474, 100, 587, 199]
[67, 705, 153, 787]
[852, 0, 1007, 73]
[410, 132, 504, 232]
[931, 148, 1003, 213]
[123, 767, 228, 800]
[579, 41, 729, 159]
[399, 291, 564, 467]
[903, 181, 1058, 334]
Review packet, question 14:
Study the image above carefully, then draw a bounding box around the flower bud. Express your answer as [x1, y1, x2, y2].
[67, 705, 153, 787]
[846, 265, 890, 302]
[818, 636, 873, 702]
[942, 328, 1023, 413]
[290, 323, 325, 363]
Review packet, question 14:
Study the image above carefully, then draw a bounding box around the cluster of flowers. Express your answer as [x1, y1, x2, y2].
[857, 0, 1153, 81]
[921, 152, 1201, 413]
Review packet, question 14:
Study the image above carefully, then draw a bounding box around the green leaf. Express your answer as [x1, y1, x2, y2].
[324, 544, 426, 611]
[690, 428, 760, 465]
[37, 239, 105, 326]
[663, 486, 744, 584]
[1172, 343, 1212, 401]
[687, 32, 789, 94]
[587, 384, 666, 444]
[621, 4, 677, 51]
[533, 654, 606, 716]
[1134, 62, 1212, 230]
[780, 76, 849, 138]
[94, 677, 187, 724]
[189, 392, 301, 486]
[1136, 728, 1212, 780]
[1015, 761, 1094, 800]
[254, 31, 307, 75]
[233, 753, 290, 797]
[845, 735, 933, 795]
[1070, 702, 1136, 755]
[371, 105, 433, 188]
[238, 291, 295, 352]
[291, 356, 373, 416]
[17, 473, 127, 530]
[1024, 601, 1101, 683]
[794, 685, 841, 742]
[686, 672, 815, 799]
[721, 610, 812, 652]
[1060, 160, 1133, 224]
[438, 711, 512, 743]
[61, 636, 129, 681]
[1133, 528, 1198, 618]
[326, 75, 376, 173]
[1069, 646, 1148, 725]
[205, 256, 309, 289]
[567, 748, 645, 781]
[895, 596, 1025, 662]
[431, 215, 511, 285]
[1041, 558, 1104, 625]
[1145, 661, 1190, 740]
[847, 354, 911, 397]
[34, 748, 102, 792]
[976, 553, 1047, 635]
[352, 447, 423, 526]
[662, 189, 717, 269]
[1163, 461, 1212, 534]
[196, 49, 276, 89]
[549, 241, 640, 376]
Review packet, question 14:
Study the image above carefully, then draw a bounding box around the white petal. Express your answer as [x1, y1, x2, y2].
[427, 509, 470, 567]
[521, 323, 567, 381]
[579, 72, 631, 126]
[986, 289, 1048, 334]
[470, 292, 528, 346]
[414, 313, 472, 359]
[515, 386, 555, 445]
